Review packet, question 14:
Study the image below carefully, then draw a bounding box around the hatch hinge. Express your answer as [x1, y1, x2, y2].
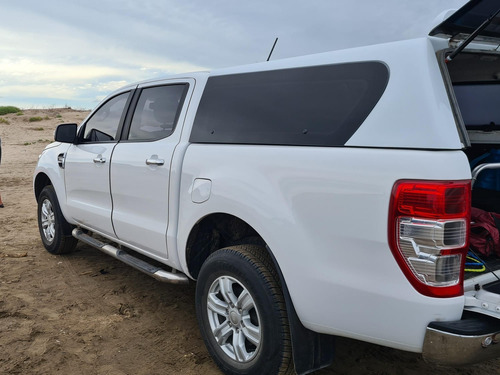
[446, 8, 500, 62]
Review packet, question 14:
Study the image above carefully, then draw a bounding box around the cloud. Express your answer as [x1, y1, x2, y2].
[0, 58, 124, 82]
[1, 0, 469, 108]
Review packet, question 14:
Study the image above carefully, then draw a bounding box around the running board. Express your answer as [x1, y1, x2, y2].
[72, 228, 189, 285]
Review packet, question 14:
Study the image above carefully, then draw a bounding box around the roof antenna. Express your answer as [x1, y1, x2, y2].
[267, 37, 279, 61]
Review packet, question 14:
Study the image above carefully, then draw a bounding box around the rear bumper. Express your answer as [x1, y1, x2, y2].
[423, 312, 500, 365]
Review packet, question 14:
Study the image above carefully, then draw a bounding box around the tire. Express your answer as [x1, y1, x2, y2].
[37, 185, 77, 254]
[196, 245, 294, 375]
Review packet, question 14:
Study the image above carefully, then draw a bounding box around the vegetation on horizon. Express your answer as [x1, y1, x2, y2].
[0, 106, 21, 115]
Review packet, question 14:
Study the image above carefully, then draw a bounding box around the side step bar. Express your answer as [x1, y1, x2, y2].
[72, 228, 189, 285]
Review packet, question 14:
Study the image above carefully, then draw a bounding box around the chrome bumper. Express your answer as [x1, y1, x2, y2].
[423, 314, 500, 366]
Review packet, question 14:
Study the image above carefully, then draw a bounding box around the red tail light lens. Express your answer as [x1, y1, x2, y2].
[389, 180, 471, 298]
[396, 182, 469, 218]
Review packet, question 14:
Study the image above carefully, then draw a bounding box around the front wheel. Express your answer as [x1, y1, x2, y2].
[196, 245, 294, 375]
[37, 185, 77, 254]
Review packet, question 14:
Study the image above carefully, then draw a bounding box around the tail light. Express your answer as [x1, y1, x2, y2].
[388, 180, 471, 298]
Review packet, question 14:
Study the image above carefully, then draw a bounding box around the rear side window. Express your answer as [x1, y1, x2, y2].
[128, 84, 188, 141]
[190, 62, 389, 146]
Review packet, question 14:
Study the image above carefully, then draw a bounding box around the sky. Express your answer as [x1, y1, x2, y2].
[1, 0, 468, 110]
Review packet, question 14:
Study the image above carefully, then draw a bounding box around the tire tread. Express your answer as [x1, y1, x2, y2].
[213, 245, 294, 375]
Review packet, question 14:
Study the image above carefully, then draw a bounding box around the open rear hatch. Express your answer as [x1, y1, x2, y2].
[421, 1, 500, 365]
[434, 0, 500, 306]
[430, 0, 500, 48]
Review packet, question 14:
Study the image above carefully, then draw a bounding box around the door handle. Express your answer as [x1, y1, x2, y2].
[93, 155, 106, 163]
[146, 157, 165, 166]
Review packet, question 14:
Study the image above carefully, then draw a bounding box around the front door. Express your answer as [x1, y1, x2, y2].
[64, 91, 131, 237]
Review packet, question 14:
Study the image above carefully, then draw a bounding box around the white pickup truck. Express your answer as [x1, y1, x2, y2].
[33, 1, 500, 374]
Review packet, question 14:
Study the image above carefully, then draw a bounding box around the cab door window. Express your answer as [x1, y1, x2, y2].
[128, 84, 188, 141]
[82, 92, 130, 142]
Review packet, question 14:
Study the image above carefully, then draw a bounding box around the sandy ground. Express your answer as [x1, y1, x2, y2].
[1, 108, 499, 374]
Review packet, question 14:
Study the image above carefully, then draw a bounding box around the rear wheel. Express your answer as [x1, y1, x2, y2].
[37, 185, 77, 254]
[196, 245, 293, 375]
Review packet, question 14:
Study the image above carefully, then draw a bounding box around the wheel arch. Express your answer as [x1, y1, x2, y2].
[33, 164, 72, 224]
[34, 172, 52, 202]
[185, 212, 335, 374]
[185, 212, 266, 279]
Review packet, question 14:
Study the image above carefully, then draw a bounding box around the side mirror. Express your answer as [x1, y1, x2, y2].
[54, 123, 78, 143]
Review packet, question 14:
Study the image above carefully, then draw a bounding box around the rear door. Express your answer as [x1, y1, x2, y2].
[110, 79, 193, 260]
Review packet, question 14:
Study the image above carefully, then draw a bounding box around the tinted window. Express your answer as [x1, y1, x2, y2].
[128, 84, 188, 141]
[190, 62, 389, 146]
[82, 92, 129, 142]
[454, 84, 500, 127]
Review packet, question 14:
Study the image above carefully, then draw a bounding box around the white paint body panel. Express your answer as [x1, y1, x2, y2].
[345, 39, 461, 149]
[178, 145, 471, 351]
[111, 141, 173, 258]
[64, 143, 117, 237]
[34, 142, 74, 222]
